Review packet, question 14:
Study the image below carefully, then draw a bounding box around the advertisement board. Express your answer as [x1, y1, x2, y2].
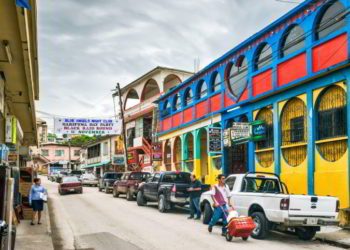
[54, 118, 121, 135]
[113, 155, 125, 166]
[208, 127, 222, 154]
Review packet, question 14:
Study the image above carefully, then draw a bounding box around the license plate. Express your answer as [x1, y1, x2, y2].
[69, 189, 75, 192]
[307, 218, 318, 225]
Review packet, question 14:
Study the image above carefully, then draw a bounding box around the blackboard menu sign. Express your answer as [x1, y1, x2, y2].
[208, 127, 222, 154]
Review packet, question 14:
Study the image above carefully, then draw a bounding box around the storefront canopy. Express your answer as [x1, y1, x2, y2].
[82, 161, 110, 169]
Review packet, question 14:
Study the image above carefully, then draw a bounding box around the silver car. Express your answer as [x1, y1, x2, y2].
[80, 173, 98, 186]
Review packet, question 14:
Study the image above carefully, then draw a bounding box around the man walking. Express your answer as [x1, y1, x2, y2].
[208, 174, 232, 236]
[187, 174, 202, 220]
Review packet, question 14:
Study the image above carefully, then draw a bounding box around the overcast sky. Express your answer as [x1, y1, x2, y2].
[36, 0, 303, 131]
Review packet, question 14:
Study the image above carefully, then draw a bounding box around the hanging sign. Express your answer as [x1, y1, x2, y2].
[152, 143, 162, 161]
[208, 127, 222, 154]
[113, 155, 125, 166]
[251, 120, 267, 141]
[231, 122, 250, 143]
[54, 118, 121, 135]
[223, 129, 231, 147]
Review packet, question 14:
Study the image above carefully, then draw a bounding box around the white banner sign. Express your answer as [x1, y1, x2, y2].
[230, 122, 250, 140]
[54, 118, 121, 135]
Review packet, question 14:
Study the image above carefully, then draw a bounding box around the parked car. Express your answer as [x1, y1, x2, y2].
[200, 172, 339, 241]
[56, 170, 69, 183]
[98, 172, 123, 193]
[137, 171, 210, 213]
[70, 170, 83, 179]
[113, 171, 151, 200]
[80, 173, 98, 186]
[58, 176, 83, 195]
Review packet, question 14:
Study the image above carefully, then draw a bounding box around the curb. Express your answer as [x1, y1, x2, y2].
[316, 236, 350, 249]
[45, 200, 52, 236]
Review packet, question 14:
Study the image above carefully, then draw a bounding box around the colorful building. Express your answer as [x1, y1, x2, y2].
[121, 66, 192, 171]
[157, 0, 350, 220]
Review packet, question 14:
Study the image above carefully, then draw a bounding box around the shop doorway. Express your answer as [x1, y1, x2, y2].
[184, 133, 194, 172]
[198, 129, 208, 183]
[173, 137, 182, 171]
[227, 115, 248, 174]
[164, 140, 172, 171]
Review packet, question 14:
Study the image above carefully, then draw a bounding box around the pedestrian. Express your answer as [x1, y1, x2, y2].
[187, 174, 202, 220]
[208, 174, 232, 236]
[29, 177, 47, 226]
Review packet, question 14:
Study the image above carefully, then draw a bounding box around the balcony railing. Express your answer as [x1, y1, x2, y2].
[124, 95, 159, 118]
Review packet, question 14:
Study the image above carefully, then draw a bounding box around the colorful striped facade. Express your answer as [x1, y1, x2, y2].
[157, 0, 350, 220]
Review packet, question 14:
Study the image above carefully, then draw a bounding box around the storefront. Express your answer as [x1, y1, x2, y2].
[157, 0, 350, 222]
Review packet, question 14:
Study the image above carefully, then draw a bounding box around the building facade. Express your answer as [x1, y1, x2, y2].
[121, 66, 192, 171]
[157, 0, 350, 220]
[29, 143, 81, 173]
[82, 135, 122, 176]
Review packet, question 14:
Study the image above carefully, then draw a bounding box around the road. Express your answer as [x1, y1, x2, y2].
[43, 177, 339, 250]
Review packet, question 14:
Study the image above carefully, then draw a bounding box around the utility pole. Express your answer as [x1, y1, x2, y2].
[112, 83, 128, 172]
[68, 138, 71, 170]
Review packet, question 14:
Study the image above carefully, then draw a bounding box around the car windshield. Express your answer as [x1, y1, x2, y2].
[242, 177, 281, 193]
[129, 173, 144, 180]
[162, 173, 191, 183]
[63, 176, 79, 183]
[104, 173, 120, 179]
[71, 171, 82, 175]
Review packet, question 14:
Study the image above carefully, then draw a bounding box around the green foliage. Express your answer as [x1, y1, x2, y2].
[61, 135, 98, 147]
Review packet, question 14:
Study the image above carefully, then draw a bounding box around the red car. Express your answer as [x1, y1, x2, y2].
[113, 172, 151, 200]
[58, 176, 83, 195]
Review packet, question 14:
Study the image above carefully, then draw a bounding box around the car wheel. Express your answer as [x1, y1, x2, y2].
[251, 212, 269, 240]
[126, 190, 134, 201]
[225, 232, 233, 242]
[202, 202, 213, 225]
[242, 237, 248, 241]
[296, 227, 317, 241]
[158, 194, 167, 213]
[136, 191, 147, 206]
[113, 189, 120, 198]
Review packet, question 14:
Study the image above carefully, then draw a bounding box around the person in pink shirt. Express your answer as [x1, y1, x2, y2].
[208, 174, 233, 236]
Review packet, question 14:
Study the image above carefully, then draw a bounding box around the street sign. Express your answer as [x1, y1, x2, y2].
[113, 155, 125, 165]
[223, 129, 231, 147]
[208, 127, 222, 154]
[231, 122, 250, 142]
[251, 120, 267, 141]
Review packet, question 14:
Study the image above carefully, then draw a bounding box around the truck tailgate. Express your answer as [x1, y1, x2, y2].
[288, 195, 338, 217]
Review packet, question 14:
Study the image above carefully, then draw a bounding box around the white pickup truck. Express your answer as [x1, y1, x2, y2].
[200, 172, 339, 241]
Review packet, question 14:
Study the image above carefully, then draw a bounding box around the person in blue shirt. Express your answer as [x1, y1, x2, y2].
[29, 178, 47, 225]
[187, 174, 202, 220]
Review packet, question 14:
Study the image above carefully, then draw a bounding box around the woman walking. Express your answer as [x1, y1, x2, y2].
[29, 177, 47, 225]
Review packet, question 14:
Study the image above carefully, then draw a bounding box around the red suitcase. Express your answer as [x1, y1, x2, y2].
[225, 216, 256, 241]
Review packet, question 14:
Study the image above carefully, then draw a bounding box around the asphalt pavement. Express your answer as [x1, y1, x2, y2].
[43, 177, 341, 250]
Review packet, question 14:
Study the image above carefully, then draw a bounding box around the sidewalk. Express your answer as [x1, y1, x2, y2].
[316, 226, 350, 249]
[16, 204, 54, 250]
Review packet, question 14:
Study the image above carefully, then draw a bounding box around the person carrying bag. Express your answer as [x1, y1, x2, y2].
[208, 174, 232, 236]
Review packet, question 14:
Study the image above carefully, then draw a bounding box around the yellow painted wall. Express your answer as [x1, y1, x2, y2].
[253, 109, 275, 174]
[313, 83, 349, 208]
[205, 155, 223, 185]
[279, 94, 308, 195]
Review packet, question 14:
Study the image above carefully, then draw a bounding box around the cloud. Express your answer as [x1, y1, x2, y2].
[37, 0, 302, 127]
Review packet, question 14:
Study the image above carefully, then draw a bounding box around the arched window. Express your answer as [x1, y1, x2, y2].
[281, 25, 306, 57]
[226, 56, 248, 98]
[280, 97, 307, 167]
[184, 88, 193, 106]
[255, 108, 274, 168]
[254, 43, 273, 70]
[197, 80, 208, 99]
[211, 72, 221, 92]
[316, 85, 347, 162]
[315, 1, 347, 40]
[162, 100, 171, 117]
[173, 93, 181, 111]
